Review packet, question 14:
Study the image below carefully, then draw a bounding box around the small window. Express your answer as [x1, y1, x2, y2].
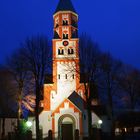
[58, 49, 64, 55]
[63, 34, 68, 39]
[72, 74, 74, 79]
[68, 48, 74, 54]
[65, 74, 67, 79]
[55, 24, 59, 28]
[58, 74, 60, 79]
[63, 20, 68, 25]
[83, 114, 86, 120]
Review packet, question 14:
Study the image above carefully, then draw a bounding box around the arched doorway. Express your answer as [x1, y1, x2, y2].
[58, 114, 76, 140]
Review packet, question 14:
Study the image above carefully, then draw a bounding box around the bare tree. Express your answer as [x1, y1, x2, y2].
[76, 34, 125, 138]
[0, 67, 16, 138]
[118, 66, 140, 110]
[21, 35, 51, 140]
[98, 53, 123, 138]
[79, 34, 102, 138]
[7, 48, 31, 135]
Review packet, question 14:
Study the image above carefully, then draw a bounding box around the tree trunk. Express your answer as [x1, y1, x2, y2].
[35, 84, 40, 140]
[84, 84, 92, 139]
[17, 82, 23, 134]
[1, 118, 5, 139]
[87, 103, 92, 139]
[108, 88, 115, 140]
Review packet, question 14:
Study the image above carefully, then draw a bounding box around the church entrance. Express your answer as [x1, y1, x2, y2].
[61, 123, 73, 140]
[58, 115, 76, 140]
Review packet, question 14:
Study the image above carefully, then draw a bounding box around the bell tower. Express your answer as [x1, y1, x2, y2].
[51, 0, 80, 110]
[53, 11, 79, 61]
[53, 0, 78, 60]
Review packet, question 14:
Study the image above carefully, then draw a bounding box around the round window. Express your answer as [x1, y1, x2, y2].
[63, 41, 69, 46]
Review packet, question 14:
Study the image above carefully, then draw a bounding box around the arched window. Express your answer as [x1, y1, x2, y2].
[63, 34, 68, 39]
[58, 48, 64, 55]
[63, 20, 68, 25]
[68, 48, 74, 54]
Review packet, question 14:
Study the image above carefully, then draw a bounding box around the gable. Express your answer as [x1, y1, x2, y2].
[52, 98, 81, 116]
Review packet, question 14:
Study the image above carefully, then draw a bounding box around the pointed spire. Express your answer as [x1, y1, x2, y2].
[55, 0, 76, 14]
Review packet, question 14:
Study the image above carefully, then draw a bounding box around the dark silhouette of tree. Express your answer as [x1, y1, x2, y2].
[98, 53, 123, 139]
[21, 35, 51, 140]
[118, 66, 140, 110]
[79, 34, 102, 139]
[5, 35, 51, 139]
[7, 48, 29, 133]
[0, 67, 16, 138]
[70, 34, 127, 139]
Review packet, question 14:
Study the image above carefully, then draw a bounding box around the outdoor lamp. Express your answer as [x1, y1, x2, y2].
[98, 120, 103, 125]
[26, 121, 32, 127]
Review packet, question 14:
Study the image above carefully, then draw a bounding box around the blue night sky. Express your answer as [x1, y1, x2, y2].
[0, 0, 140, 69]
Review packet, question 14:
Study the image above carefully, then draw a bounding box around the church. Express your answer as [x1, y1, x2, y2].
[29, 0, 101, 139]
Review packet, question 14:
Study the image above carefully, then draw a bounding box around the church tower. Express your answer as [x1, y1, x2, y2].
[51, 0, 80, 111]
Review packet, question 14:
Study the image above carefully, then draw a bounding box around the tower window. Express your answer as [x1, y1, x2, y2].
[63, 34, 68, 39]
[55, 24, 59, 28]
[65, 74, 67, 79]
[68, 48, 74, 54]
[72, 74, 74, 79]
[58, 74, 60, 79]
[58, 49, 64, 55]
[63, 20, 68, 25]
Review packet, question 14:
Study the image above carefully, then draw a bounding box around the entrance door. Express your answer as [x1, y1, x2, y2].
[61, 124, 73, 140]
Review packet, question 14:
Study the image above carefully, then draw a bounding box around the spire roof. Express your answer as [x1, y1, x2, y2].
[55, 0, 76, 14]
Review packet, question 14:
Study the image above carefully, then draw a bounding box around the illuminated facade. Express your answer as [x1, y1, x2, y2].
[30, 0, 100, 139]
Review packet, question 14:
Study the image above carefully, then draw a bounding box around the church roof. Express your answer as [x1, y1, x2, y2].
[68, 91, 86, 111]
[55, 0, 76, 14]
